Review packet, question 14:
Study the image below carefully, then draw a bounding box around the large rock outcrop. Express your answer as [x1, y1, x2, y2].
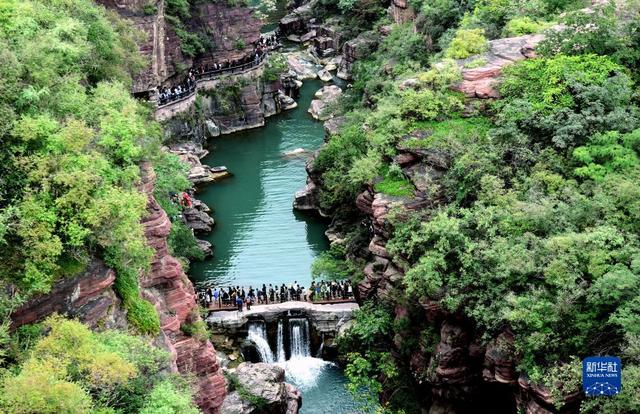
[221, 363, 301, 414]
[10, 163, 227, 413]
[97, 0, 186, 94]
[452, 34, 544, 100]
[337, 31, 379, 80]
[10, 260, 126, 330]
[160, 71, 285, 137]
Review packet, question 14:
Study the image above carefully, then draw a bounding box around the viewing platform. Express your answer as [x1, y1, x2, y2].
[205, 300, 358, 334]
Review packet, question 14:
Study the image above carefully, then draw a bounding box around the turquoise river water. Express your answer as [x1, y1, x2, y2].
[188, 78, 369, 413]
[189, 79, 330, 291]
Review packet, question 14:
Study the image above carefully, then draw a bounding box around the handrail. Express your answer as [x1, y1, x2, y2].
[155, 51, 275, 109]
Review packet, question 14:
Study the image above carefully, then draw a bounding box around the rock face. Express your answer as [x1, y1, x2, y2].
[191, 3, 261, 68]
[161, 71, 284, 139]
[10, 260, 126, 330]
[337, 31, 379, 80]
[308, 85, 342, 120]
[97, 0, 187, 94]
[221, 363, 301, 414]
[388, 0, 415, 24]
[138, 162, 226, 413]
[452, 34, 545, 100]
[292, 152, 329, 215]
[99, 0, 261, 94]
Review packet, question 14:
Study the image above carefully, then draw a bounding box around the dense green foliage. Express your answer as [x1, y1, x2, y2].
[165, 0, 214, 57]
[0, 0, 169, 334]
[0, 317, 198, 413]
[312, 1, 640, 412]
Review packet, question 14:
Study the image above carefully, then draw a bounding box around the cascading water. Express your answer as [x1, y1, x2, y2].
[276, 319, 286, 362]
[246, 316, 368, 412]
[247, 321, 275, 363]
[289, 318, 311, 358]
[316, 333, 324, 358]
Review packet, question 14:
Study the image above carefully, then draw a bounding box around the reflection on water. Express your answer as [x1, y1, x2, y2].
[189, 79, 329, 289]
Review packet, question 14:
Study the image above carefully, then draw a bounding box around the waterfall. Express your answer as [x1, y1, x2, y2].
[316, 333, 324, 358]
[289, 318, 311, 358]
[276, 319, 286, 362]
[247, 321, 275, 363]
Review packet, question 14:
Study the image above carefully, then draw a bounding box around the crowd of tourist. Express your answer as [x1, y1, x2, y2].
[198, 280, 354, 311]
[157, 33, 281, 106]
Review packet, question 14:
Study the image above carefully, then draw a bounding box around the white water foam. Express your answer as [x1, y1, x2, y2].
[277, 356, 334, 390]
[247, 321, 275, 363]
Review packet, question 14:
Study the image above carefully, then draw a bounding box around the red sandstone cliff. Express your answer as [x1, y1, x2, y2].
[138, 161, 226, 413]
[11, 162, 226, 413]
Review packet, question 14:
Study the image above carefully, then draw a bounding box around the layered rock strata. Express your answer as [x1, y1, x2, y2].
[139, 162, 226, 413]
[100, 0, 261, 94]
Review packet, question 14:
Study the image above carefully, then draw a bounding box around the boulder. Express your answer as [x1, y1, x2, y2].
[300, 29, 316, 43]
[197, 239, 214, 258]
[283, 148, 307, 157]
[324, 62, 337, 71]
[221, 363, 301, 414]
[323, 116, 346, 138]
[183, 208, 216, 234]
[287, 53, 318, 80]
[279, 93, 298, 110]
[317, 69, 333, 82]
[308, 85, 342, 120]
[293, 180, 319, 211]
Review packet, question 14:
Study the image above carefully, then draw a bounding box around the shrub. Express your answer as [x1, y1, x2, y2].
[496, 54, 636, 151]
[262, 53, 287, 82]
[403, 117, 491, 150]
[444, 28, 489, 59]
[537, 4, 622, 58]
[142, 3, 157, 15]
[503, 16, 547, 37]
[374, 165, 414, 197]
[180, 320, 210, 342]
[140, 378, 199, 414]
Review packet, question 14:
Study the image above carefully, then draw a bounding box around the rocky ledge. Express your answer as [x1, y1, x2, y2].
[168, 143, 231, 186]
[221, 363, 301, 414]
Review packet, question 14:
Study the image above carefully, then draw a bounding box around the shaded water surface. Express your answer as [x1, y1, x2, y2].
[189, 79, 329, 290]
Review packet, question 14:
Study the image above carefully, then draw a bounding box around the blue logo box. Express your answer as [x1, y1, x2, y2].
[582, 356, 622, 396]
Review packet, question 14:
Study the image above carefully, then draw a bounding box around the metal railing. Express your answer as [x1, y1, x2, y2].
[156, 52, 273, 108]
